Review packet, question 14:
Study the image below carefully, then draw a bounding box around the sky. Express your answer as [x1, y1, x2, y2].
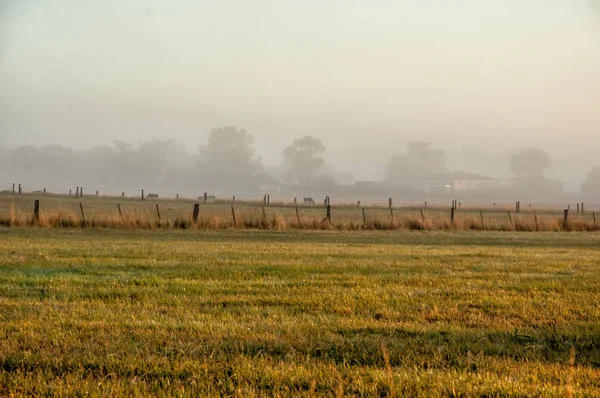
[1, 0, 599, 174]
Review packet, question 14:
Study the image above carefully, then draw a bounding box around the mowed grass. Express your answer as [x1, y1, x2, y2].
[1, 229, 599, 396]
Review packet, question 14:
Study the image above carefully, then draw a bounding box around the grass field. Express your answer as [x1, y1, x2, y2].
[1, 228, 600, 396]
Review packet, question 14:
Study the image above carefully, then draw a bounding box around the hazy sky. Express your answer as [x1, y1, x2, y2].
[1, 0, 599, 167]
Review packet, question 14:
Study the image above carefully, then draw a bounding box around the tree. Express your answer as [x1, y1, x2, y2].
[510, 148, 551, 179]
[386, 141, 446, 183]
[10, 146, 39, 178]
[253, 172, 279, 185]
[81, 145, 119, 186]
[582, 166, 600, 197]
[37, 145, 77, 182]
[282, 136, 325, 184]
[308, 174, 338, 188]
[198, 126, 262, 188]
[104, 139, 177, 186]
[136, 139, 175, 184]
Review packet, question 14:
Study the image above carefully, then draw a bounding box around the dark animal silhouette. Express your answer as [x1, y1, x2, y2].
[147, 193, 159, 199]
[303, 197, 315, 205]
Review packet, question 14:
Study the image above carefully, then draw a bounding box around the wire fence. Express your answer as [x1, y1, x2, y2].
[1, 188, 598, 231]
[1, 182, 597, 209]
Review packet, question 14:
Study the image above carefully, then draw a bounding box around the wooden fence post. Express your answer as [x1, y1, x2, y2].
[450, 207, 455, 224]
[263, 194, 267, 205]
[479, 210, 484, 229]
[76, 186, 79, 197]
[534, 211, 539, 231]
[233, 195, 236, 202]
[117, 204, 123, 220]
[262, 206, 267, 225]
[193, 204, 200, 222]
[12, 183, 15, 194]
[79, 203, 86, 228]
[204, 192, 208, 203]
[34, 200, 40, 221]
[231, 206, 237, 226]
[267, 195, 270, 205]
[96, 190, 98, 197]
[420, 208, 425, 223]
[294, 197, 297, 205]
[388, 198, 392, 209]
[122, 192, 125, 198]
[577, 203, 580, 214]
[141, 190, 144, 201]
[156, 204, 161, 221]
[18, 184, 22, 194]
[563, 209, 569, 229]
[295, 206, 301, 226]
[507, 211, 513, 228]
[362, 207, 366, 224]
[176, 194, 179, 200]
[581, 202, 584, 214]
[80, 187, 83, 197]
[326, 205, 331, 222]
[593, 211, 597, 228]
[69, 189, 72, 195]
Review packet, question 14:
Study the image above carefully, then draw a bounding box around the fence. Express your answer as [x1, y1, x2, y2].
[0, 189, 598, 231]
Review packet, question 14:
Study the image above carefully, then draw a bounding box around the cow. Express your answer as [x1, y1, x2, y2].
[198, 195, 216, 202]
[303, 197, 315, 205]
[147, 193, 159, 199]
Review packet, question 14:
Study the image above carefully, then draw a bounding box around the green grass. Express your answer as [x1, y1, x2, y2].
[1, 228, 599, 396]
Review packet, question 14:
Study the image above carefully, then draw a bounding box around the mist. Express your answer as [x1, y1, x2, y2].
[1, 1, 599, 197]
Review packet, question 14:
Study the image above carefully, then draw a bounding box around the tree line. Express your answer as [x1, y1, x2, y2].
[386, 143, 599, 197]
[1, 127, 599, 197]
[0, 128, 332, 191]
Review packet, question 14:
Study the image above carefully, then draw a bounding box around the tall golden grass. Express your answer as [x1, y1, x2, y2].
[1, 209, 598, 232]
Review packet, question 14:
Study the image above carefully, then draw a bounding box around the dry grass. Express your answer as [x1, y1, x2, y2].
[2, 211, 598, 232]
[1, 193, 598, 232]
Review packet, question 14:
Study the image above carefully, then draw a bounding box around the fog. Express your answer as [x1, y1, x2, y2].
[1, 1, 599, 196]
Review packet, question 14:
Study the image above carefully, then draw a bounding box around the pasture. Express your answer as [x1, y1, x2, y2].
[1, 228, 599, 396]
[1, 193, 598, 232]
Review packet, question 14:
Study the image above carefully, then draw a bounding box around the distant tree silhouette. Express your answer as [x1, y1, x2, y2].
[308, 175, 338, 188]
[137, 139, 174, 184]
[11, 146, 39, 178]
[282, 136, 325, 184]
[108, 139, 175, 186]
[386, 141, 446, 183]
[198, 127, 262, 188]
[253, 172, 279, 185]
[582, 166, 600, 197]
[510, 148, 551, 179]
